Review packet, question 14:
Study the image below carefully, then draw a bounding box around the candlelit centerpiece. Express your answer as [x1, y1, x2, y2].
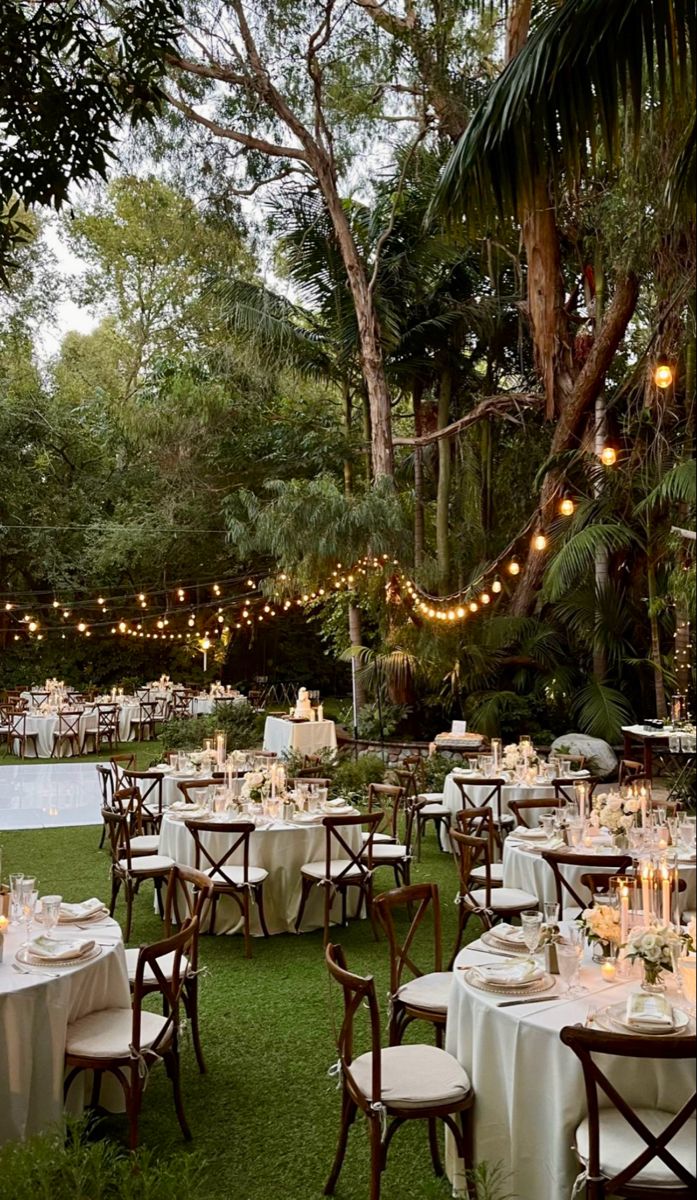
[589, 790, 641, 846]
[580, 904, 621, 964]
[624, 923, 689, 993]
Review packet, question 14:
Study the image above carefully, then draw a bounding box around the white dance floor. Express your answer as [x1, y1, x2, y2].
[0, 763, 103, 830]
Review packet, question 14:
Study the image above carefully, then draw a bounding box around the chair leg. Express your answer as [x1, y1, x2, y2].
[324, 1088, 356, 1195]
[448, 900, 468, 970]
[242, 890, 252, 959]
[185, 978, 206, 1074]
[294, 877, 312, 933]
[127, 1076, 142, 1150]
[209, 892, 218, 936]
[154, 877, 165, 918]
[255, 885, 270, 939]
[165, 1046, 191, 1141]
[428, 1117, 443, 1176]
[323, 882, 333, 947]
[124, 881, 134, 942]
[368, 1112, 382, 1200]
[109, 872, 121, 918]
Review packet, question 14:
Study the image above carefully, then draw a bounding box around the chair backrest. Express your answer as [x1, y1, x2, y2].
[454, 806, 496, 857]
[449, 828, 492, 906]
[171, 690, 193, 718]
[132, 919, 198, 1060]
[553, 777, 599, 805]
[453, 777, 505, 824]
[541, 850, 633, 915]
[10, 711, 28, 736]
[164, 864, 214, 968]
[373, 883, 442, 994]
[122, 770, 163, 817]
[618, 758, 645, 786]
[177, 778, 218, 804]
[289, 776, 332, 790]
[325, 942, 382, 1108]
[508, 796, 560, 828]
[109, 754, 136, 789]
[152, 694, 171, 721]
[56, 710, 81, 738]
[138, 699, 158, 723]
[96, 764, 114, 805]
[96, 704, 118, 735]
[324, 811, 382, 882]
[32, 691, 49, 706]
[101, 806, 135, 868]
[560, 1024, 696, 1193]
[392, 767, 420, 803]
[295, 765, 330, 779]
[185, 819, 255, 886]
[367, 782, 405, 840]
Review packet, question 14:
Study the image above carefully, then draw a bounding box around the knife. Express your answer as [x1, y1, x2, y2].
[497, 995, 560, 1007]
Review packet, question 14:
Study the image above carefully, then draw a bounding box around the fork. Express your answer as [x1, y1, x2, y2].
[12, 962, 60, 979]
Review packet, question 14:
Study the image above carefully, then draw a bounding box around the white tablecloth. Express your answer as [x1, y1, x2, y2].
[446, 941, 695, 1199]
[13, 711, 99, 759]
[504, 839, 697, 915]
[158, 812, 361, 935]
[262, 716, 337, 758]
[443, 772, 557, 819]
[0, 918, 129, 1143]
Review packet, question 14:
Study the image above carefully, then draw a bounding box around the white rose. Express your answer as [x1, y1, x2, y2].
[624, 796, 641, 813]
[607, 795, 622, 812]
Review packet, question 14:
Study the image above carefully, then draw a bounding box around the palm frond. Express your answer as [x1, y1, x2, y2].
[639, 459, 697, 511]
[542, 523, 637, 601]
[570, 680, 634, 742]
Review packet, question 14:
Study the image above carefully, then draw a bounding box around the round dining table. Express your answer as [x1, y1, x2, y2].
[0, 916, 129, 1143]
[158, 810, 362, 935]
[12, 709, 99, 759]
[503, 836, 697, 914]
[445, 937, 696, 1200]
[440, 770, 586, 849]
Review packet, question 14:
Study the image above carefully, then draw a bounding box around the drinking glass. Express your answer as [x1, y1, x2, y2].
[521, 911, 543, 955]
[667, 816, 680, 847]
[557, 944, 582, 995]
[677, 956, 696, 1014]
[316, 787, 329, 808]
[9, 873, 24, 926]
[564, 923, 587, 994]
[539, 815, 555, 838]
[543, 901, 560, 925]
[480, 755, 494, 774]
[468, 757, 479, 772]
[567, 820, 584, 848]
[679, 821, 696, 852]
[41, 894, 62, 939]
[20, 881, 39, 942]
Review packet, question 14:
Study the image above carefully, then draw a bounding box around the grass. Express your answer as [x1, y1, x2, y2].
[0, 805, 479, 1200]
[1, 741, 165, 770]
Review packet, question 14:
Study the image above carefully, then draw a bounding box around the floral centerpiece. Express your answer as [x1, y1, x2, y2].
[589, 791, 641, 843]
[580, 905, 621, 960]
[240, 770, 268, 804]
[624, 923, 689, 992]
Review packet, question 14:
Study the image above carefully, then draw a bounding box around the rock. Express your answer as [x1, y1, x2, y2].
[550, 734, 617, 779]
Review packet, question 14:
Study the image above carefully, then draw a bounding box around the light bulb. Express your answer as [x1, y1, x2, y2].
[28, 621, 37, 632]
[480, 592, 491, 604]
[600, 446, 617, 466]
[456, 607, 465, 618]
[188, 617, 195, 627]
[118, 621, 127, 633]
[508, 560, 520, 576]
[492, 578, 502, 594]
[156, 619, 164, 629]
[77, 622, 86, 632]
[559, 496, 575, 517]
[532, 533, 548, 552]
[52, 600, 59, 608]
[447, 610, 456, 621]
[653, 362, 673, 389]
[469, 601, 478, 613]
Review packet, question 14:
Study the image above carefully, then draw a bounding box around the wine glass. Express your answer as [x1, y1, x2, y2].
[521, 911, 543, 957]
[543, 901, 560, 925]
[20, 880, 39, 944]
[9, 873, 24, 926]
[557, 944, 581, 995]
[41, 894, 62, 940]
[564, 923, 587, 995]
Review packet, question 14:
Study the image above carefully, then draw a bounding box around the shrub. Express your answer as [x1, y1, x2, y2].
[354, 701, 409, 741]
[331, 753, 386, 803]
[159, 701, 261, 753]
[421, 752, 454, 792]
[0, 1120, 204, 1200]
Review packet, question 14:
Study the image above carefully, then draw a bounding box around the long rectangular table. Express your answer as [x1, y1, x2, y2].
[262, 715, 337, 758]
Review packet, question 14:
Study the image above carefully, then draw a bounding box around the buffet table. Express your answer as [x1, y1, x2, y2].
[0, 917, 129, 1143]
[262, 715, 337, 758]
[446, 939, 695, 1199]
[158, 811, 361, 935]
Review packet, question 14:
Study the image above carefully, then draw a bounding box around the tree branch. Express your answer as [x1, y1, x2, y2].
[353, 0, 415, 34]
[163, 91, 308, 161]
[164, 52, 247, 86]
[393, 393, 541, 446]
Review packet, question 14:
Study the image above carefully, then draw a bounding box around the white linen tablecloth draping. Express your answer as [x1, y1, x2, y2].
[0, 918, 130, 1143]
[446, 942, 695, 1200]
[13, 711, 99, 759]
[503, 839, 697, 914]
[158, 812, 361, 935]
[262, 715, 337, 758]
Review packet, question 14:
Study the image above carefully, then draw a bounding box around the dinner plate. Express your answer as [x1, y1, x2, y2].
[592, 1001, 692, 1037]
[16, 942, 102, 968]
[460, 967, 556, 997]
[481, 930, 531, 955]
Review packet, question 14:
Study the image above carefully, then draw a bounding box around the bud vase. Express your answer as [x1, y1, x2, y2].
[641, 961, 667, 994]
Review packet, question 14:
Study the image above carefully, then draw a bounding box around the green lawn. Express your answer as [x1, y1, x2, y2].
[1, 806, 480, 1200]
[1, 741, 164, 770]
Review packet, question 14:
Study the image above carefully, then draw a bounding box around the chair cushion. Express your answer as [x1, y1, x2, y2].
[129, 835, 160, 855]
[397, 971, 452, 1015]
[301, 860, 364, 880]
[125, 947, 190, 984]
[469, 887, 538, 910]
[118, 854, 174, 874]
[417, 793, 445, 804]
[66, 1007, 170, 1059]
[419, 803, 450, 817]
[361, 831, 393, 843]
[575, 1109, 697, 1188]
[470, 863, 505, 883]
[350, 1044, 470, 1110]
[361, 843, 409, 862]
[204, 865, 268, 885]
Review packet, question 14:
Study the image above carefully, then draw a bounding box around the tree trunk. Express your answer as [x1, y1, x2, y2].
[348, 603, 367, 708]
[412, 380, 425, 569]
[342, 377, 353, 496]
[480, 416, 492, 551]
[512, 272, 639, 614]
[522, 180, 574, 420]
[647, 553, 668, 719]
[506, 0, 532, 59]
[436, 368, 452, 589]
[593, 249, 608, 681]
[674, 601, 692, 696]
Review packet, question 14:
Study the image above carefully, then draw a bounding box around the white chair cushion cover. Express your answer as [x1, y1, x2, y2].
[575, 1109, 697, 1188]
[204, 865, 268, 885]
[301, 860, 364, 880]
[417, 793, 445, 803]
[419, 803, 450, 817]
[118, 854, 174, 874]
[125, 947, 190, 984]
[361, 831, 394, 843]
[350, 1044, 470, 1110]
[129, 835, 160, 855]
[66, 1007, 169, 1058]
[469, 887, 538, 910]
[397, 971, 452, 1014]
[361, 843, 409, 861]
[470, 863, 505, 883]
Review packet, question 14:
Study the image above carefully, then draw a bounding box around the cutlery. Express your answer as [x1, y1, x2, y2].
[497, 995, 560, 1008]
[463, 946, 519, 959]
[12, 962, 60, 979]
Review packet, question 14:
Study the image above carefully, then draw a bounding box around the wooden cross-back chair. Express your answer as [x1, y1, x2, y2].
[122, 769, 164, 833]
[363, 785, 415, 889]
[323, 941, 476, 1200]
[109, 753, 136, 790]
[9, 711, 38, 758]
[132, 699, 158, 741]
[452, 776, 513, 850]
[366, 782, 405, 841]
[449, 829, 538, 966]
[373, 882, 452, 1048]
[102, 807, 174, 940]
[177, 778, 218, 805]
[51, 710, 82, 757]
[560, 1024, 696, 1198]
[508, 796, 560, 828]
[617, 758, 645, 787]
[170, 689, 194, 719]
[184, 819, 269, 955]
[96, 763, 115, 847]
[64, 919, 197, 1150]
[553, 777, 600, 806]
[295, 811, 383, 944]
[454, 807, 504, 887]
[94, 704, 119, 752]
[541, 850, 633, 919]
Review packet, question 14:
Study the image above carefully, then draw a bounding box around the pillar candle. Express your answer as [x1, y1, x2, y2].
[640, 787, 647, 828]
[641, 861, 653, 926]
[660, 865, 671, 926]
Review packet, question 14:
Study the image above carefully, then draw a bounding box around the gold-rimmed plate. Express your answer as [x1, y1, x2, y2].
[592, 1001, 692, 1037]
[460, 967, 556, 997]
[16, 942, 102, 969]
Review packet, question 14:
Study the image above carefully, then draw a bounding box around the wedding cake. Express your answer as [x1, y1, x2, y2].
[294, 687, 313, 719]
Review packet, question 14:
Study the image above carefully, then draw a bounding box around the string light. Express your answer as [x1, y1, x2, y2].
[600, 446, 617, 466]
[653, 361, 674, 389]
[559, 496, 575, 517]
[492, 578, 502, 593]
[532, 533, 548, 552]
[508, 559, 520, 576]
[480, 592, 490, 605]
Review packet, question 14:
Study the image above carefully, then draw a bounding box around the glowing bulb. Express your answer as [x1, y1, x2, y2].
[532, 533, 548, 552]
[63, 610, 70, 618]
[140, 600, 147, 608]
[4, 602, 12, 611]
[480, 592, 490, 605]
[97, 596, 104, 605]
[469, 602, 478, 613]
[447, 610, 456, 621]
[118, 621, 127, 633]
[559, 496, 575, 517]
[77, 622, 86, 632]
[217, 614, 224, 623]
[188, 617, 195, 627]
[600, 446, 617, 466]
[157, 619, 164, 629]
[654, 362, 673, 389]
[28, 621, 37, 632]
[508, 560, 520, 576]
[201, 637, 211, 650]
[456, 607, 465, 618]
[492, 577, 502, 594]
[138, 593, 145, 601]
[52, 600, 59, 608]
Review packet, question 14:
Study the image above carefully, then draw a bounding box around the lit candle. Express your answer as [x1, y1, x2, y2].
[491, 738, 501, 769]
[216, 733, 225, 769]
[317, 703, 324, 722]
[640, 787, 647, 828]
[641, 861, 653, 926]
[661, 865, 671, 926]
[0, 914, 8, 964]
[619, 882, 630, 973]
[574, 781, 589, 823]
[600, 960, 617, 981]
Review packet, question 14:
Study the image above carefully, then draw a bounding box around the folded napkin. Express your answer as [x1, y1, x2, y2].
[324, 798, 347, 809]
[26, 936, 96, 963]
[512, 826, 550, 840]
[56, 898, 107, 924]
[169, 806, 208, 820]
[490, 923, 528, 945]
[322, 804, 354, 816]
[625, 993, 674, 1029]
[169, 799, 197, 811]
[471, 958, 543, 987]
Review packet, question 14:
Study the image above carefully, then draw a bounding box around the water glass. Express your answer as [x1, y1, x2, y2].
[567, 820, 584, 848]
[679, 821, 696, 852]
[557, 944, 582, 995]
[521, 911, 543, 955]
[539, 815, 555, 837]
[543, 901, 560, 924]
[677, 956, 696, 1013]
[9, 873, 24, 925]
[20, 881, 39, 942]
[41, 894, 62, 939]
